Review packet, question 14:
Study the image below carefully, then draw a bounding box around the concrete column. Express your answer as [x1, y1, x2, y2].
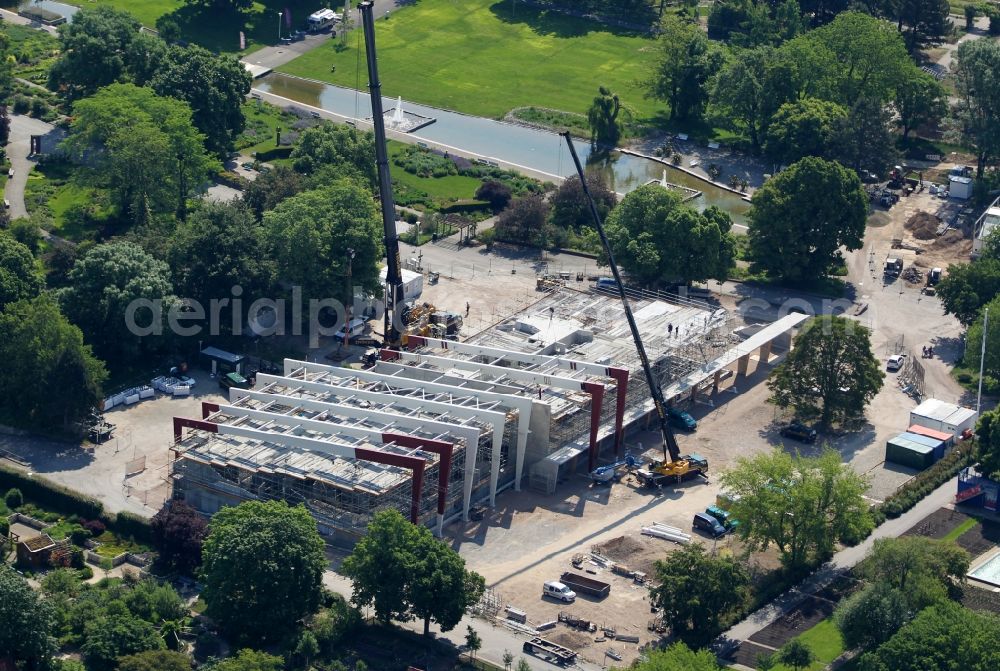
[712, 370, 722, 394]
[758, 341, 772, 364]
[737, 354, 750, 377]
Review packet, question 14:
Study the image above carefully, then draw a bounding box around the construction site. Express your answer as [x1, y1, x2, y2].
[168, 284, 806, 546]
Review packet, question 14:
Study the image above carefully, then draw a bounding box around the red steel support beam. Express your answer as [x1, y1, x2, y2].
[379, 348, 401, 362]
[384, 433, 454, 515]
[581, 382, 605, 472]
[172, 417, 219, 442]
[356, 447, 426, 523]
[201, 402, 220, 419]
[608, 368, 629, 456]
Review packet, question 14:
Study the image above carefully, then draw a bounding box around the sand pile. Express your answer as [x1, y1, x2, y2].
[905, 211, 941, 240]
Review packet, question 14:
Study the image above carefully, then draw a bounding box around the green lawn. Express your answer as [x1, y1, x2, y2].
[24, 161, 111, 242]
[236, 99, 297, 155]
[279, 0, 662, 120]
[63, 0, 330, 54]
[770, 618, 846, 671]
[943, 517, 979, 542]
[3, 23, 60, 86]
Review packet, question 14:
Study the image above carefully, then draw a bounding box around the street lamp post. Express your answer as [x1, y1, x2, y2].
[277, 11, 283, 42]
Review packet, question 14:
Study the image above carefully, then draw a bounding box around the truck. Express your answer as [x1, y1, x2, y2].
[306, 8, 340, 32]
[559, 571, 611, 598]
[884, 257, 903, 277]
[522, 637, 578, 666]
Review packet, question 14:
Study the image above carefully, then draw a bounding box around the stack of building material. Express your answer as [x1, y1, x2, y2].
[641, 523, 691, 544]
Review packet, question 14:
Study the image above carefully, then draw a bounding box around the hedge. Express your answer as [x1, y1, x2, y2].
[871, 441, 976, 526]
[0, 464, 104, 520]
[0, 464, 153, 542]
[254, 146, 293, 162]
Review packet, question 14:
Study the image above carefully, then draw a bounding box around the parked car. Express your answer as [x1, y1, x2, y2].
[542, 581, 576, 603]
[667, 405, 697, 430]
[886, 354, 905, 372]
[7, 168, 13, 177]
[706, 505, 740, 531]
[693, 512, 727, 537]
[3, 199, 9, 209]
[780, 421, 817, 443]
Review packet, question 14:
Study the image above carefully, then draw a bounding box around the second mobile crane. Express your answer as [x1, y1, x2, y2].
[561, 134, 707, 488]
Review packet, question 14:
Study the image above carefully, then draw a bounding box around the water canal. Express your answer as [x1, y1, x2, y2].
[254, 73, 751, 224]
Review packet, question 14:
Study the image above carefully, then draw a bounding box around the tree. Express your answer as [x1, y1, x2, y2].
[769, 316, 884, 427]
[168, 200, 276, 319]
[936, 259, 1000, 325]
[631, 642, 721, 670]
[964, 296, 1000, 387]
[807, 11, 914, 107]
[587, 86, 624, 147]
[605, 185, 735, 286]
[494, 195, 553, 247]
[343, 509, 485, 634]
[244, 165, 306, 221]
[777, 639, 814, 671]
[291, 123, 376, 187]
[711, 46, 778, 151]
[981, 227, 1000, 262]
[475, 180, 513, 214]
[884, 0, 952, 53]
[201, 649, 284, 671]
[951, 39, 1000, 178]
[0, 296, 107, 430]
[836, 582, 913, 651]
[503, 649, 514, 670]
[262, 183, 383, 306]
[125, 31, 169, 87]
[293, 631, 320, 669]
[48, 6, 143, 100]
[58, 241, 174, 362]
[863, 536, 970, 603]
[0, 565, 54, 669]
[200, 500, 326, 644]
[0, 233, 43, 311]
[763, 97, 847, 165]
[64, 84, 218, 221]
[976, 409, 1000, 480]
[747, 157, 867, 283]
[895, 69, 947, 140]
[720, 449, 872, 569]
[858, 602, 1000, 671]
[649, 544, 750, 647]
[831, 96, 899, 177]
[82, 613, 164, 671]
[151, 45, 252, 158]
[464, 626, 482, 662]
[965, 4, 978, 30]
[550, 173, 617, 231]
[150, 499, 208, 574]
[649, 15, 724, 121]
[117, 650, 191, 671]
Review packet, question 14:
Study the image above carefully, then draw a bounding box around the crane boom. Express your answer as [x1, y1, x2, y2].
[360, 0, 405, 347]
[560, 133, 682, 465]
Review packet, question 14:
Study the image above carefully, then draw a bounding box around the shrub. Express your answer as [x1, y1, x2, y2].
[70, 547, 85, 569]
[5, 487, 23, 509]
[873, 442, 975, 523]
[12, 95, 29, 115]
[77, 565, 93, 580]
[111, 511, 153, 544]
[29, 98, 46, 118]
[82, 518, 106, 537]
[0, 518, 8, 537]
[70, 528, 89, 547]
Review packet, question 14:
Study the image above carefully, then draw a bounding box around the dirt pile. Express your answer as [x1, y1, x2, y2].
[905, 211, 942, 240]
[549, 630, 591, 650]
[594, 536, 646, 562]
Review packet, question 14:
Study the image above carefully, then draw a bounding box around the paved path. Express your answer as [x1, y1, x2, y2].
[720, 476, 959, 649]
[4, 114, 56, 219]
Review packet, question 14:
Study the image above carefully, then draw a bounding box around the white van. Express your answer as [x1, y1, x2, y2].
[542, 581, 576, 603]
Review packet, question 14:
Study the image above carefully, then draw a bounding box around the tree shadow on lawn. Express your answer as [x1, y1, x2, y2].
[488, 1, 650, 39]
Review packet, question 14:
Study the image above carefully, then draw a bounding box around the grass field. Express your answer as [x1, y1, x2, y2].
[770, 618, 845, 671]
[943, 517, 979, 542]
[279, 0, 662, 120]
[62, 0, 329, 53]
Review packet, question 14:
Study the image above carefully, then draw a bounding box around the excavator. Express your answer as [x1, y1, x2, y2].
[561, 135, 708, 489]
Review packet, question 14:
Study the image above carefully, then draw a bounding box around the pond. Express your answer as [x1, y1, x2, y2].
[255, 73, 750, 224]
[14, 0, 78, 21]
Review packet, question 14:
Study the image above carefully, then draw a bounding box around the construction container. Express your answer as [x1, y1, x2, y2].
[907, 424, 954, 447]
[886, 434, 936, 470]
[897, 431, 946, 461]
[910, 399, 978, 436]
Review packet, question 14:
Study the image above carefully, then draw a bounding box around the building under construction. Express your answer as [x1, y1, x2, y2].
[169, 284, 806, 544]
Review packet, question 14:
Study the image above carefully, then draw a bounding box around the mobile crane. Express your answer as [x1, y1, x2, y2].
[360, 1, 406, 347]
[561, 134, 707, 488]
